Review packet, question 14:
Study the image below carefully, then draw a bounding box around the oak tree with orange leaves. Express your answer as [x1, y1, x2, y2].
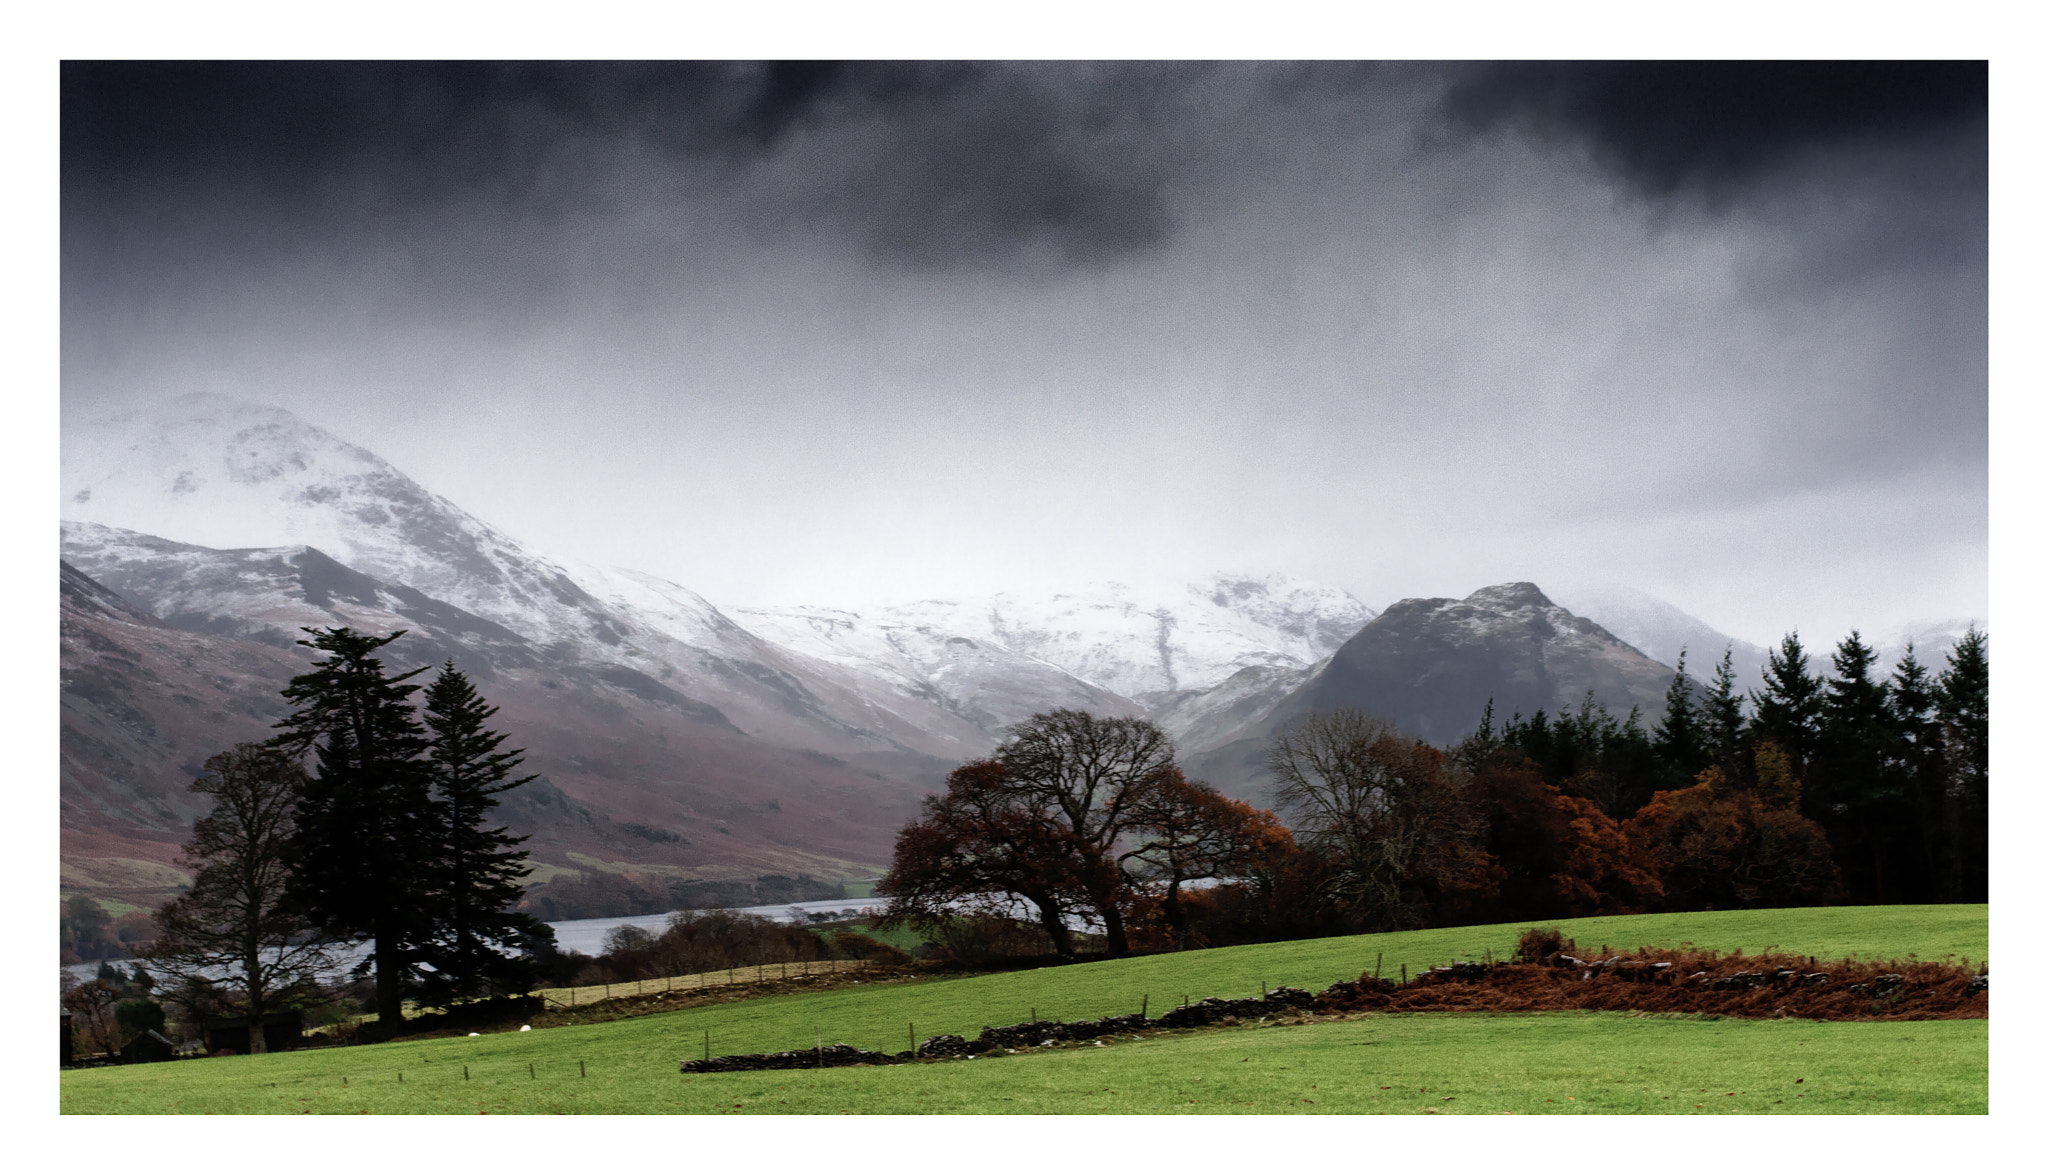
[1121, 768, 1295, 949]
[1625, 769, 1840, 910]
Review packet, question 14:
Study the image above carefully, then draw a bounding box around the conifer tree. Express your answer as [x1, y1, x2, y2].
[1935, 627, 1988, 901]
[417, 663, 553, 1003]
[271, 627, 434, 1035]
[1811, 631, 1902, 902]
[1653, 649, 1707, 783]
[1751, 632, 1823, 780]
[1886, 645, 1946, 900]
[1701, 646, 1748, 783]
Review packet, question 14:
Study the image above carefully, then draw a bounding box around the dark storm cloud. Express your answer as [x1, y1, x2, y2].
[1435, 60, 1987, 199]
[62, 60, 1183, 275]
[58, 61, 1987, 642]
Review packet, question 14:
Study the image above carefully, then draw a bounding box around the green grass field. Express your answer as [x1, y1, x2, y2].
[60, 904, 1988, 1115]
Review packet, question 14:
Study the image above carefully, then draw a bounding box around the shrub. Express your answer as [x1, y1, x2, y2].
[829, 931, 911, 965]
[115, 998, 166, 1038]
[1513, 927, 1573, 963]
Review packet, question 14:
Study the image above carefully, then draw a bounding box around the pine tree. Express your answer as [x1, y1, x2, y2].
[1701, 646, 1748, 783]
[417, 663, 554, 1003]
[1751, 632, 1823, 781]
[1935, 626, 1988, 902]
[1886, 645, 1946, 901]
[271, 627, 434, 1035]
[1653, 649, 1707, 784]
[1811, 631, 1901, 902]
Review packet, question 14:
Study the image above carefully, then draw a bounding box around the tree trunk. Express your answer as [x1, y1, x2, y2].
[1164, 880, 1191, 950]
[1101, 903, 1128, 958]
[375, 927, 404, 1035]
[244, 941, 268, 1055]
[1035, 902, 1076, 960]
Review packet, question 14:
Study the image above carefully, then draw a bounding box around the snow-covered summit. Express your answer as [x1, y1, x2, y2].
[63, 393, 605, 647]
[743, 572, 1375, 704]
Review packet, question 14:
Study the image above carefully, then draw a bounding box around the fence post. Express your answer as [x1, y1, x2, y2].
[909, 1022, 916, 1056]
[816, 1025, 822, 1069]
[1375, 952, 1383, 979]
[1141, 994, 1148, 1018]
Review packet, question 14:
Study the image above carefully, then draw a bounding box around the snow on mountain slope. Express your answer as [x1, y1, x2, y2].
[1275, 581, 1677, 744]
[733, 604, 1142, 738]
[1146, 661, 1322, 753]
[1868, 618, 1983, 678]
[733, 574, 1373, 749]
[858, 575, 1372, 698]
[1549, 583, 1770, 694]
[65, 394, 628, 651]
[61, 395, 982, 761]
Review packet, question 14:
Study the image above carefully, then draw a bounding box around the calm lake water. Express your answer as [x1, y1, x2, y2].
[62, 897, 889, 984]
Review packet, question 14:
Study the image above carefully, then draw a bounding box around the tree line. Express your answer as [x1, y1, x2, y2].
[877, 627, 1987, 956]
[119, 627, 553, 1050]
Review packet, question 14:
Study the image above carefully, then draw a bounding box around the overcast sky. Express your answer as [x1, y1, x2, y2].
[59, 60, 1988, 646]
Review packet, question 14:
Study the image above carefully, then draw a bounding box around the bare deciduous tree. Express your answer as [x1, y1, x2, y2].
[1266, 709, 1479, 931]
[996, 709, 1178, 956]
[138, 744, 332, 1052]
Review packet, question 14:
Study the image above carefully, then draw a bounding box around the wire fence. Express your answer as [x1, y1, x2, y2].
[533, 958, 873, 1010]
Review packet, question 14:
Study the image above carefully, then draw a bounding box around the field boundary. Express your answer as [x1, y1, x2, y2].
[533, 958, 872, 1010]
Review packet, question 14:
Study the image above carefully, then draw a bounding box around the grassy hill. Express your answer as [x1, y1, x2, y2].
[59, 904, 1988, 1114]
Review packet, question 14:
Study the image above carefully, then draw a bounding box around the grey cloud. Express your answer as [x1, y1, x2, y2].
[1431, 61, 1986, 201]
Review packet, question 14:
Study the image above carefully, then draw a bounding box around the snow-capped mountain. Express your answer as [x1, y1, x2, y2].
[1868, 619, 1983, 679]
[61, 395, 991, 762]
[1549, 584, 1769, 694]
[731, 603, 1144, 738]
[876, 576, 1374, 700]
[1273, 581, 1677, 744]
[733, 575, 1374, 748]
[65, 394, 610, 649]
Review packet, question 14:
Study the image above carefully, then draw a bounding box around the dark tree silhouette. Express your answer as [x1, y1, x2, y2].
[138, 744, 332, 1052]
[1121, 768, 1294, 949]
[993, 709, 1179, 956]
[416, 663, 554, 1004]
[1810, 631, 1903, 902]
[1751, 631, 1823, 780]
[271, 627, 434, 1035]
[1935, 627, 1988, 902]
[1266, 709, 1480, 931]
[1653, 648, 1708, 783]
[1700, 646, 1749, 783]
[878, 758, 1096, 958]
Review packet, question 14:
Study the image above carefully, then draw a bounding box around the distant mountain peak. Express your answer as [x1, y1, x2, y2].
[1463, 581, 1556, 611]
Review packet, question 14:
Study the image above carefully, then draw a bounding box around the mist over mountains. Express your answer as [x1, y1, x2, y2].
[59, 394, 1973, 913]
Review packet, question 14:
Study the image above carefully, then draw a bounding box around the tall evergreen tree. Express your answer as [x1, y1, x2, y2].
[417, 663, 554, 1003]
[1935, 626, 1988, 902]
[1653, 649, 1708, 784]
[271, 627, 434, 1035]
[1886, 645, 1945, 901]
[1751, 632, 1823, 780]
[1701, 646, 1749, 784]
[1810, 631, 1901, 902]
